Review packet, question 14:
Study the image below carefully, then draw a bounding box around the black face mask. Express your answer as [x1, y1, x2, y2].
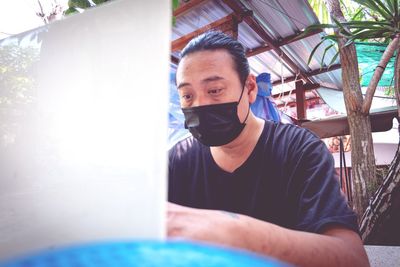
[181, 87, 250, 147]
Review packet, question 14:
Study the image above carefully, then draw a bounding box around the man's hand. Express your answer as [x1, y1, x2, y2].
[167, 202, 244, 248]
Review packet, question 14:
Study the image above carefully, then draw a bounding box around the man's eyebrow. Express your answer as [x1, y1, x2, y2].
[177, 76, 225, 90]
[177, 82, 191, 90]
[202, 76, 225, 83]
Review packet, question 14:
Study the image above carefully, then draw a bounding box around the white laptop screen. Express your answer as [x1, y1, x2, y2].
[0, 0, 170, 259]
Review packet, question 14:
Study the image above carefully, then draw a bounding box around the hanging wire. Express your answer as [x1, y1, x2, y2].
[278, 53, 285, 100]
[277, 51, 300, 111]
[284, 71, 299, 110]
[276, 53, 291, 112]
[339, 137, 352, 204]
[339, 137, 343, 190]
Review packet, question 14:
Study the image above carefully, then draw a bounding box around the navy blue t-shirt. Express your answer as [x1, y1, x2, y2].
[168, 120, 358, 234]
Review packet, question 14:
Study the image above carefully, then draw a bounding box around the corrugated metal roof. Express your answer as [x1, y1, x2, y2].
[243, 0, 317, 37]
[172, 0, 342, 88]
[172, 0, 345, 117]
[237, 22, 264, 49]
[172, 0, 230, 39]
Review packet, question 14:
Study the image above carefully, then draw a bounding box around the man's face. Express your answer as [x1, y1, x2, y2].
[176, 49, 250, 122]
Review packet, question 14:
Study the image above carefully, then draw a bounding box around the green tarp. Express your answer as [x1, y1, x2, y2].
[356, 42, 396, 87]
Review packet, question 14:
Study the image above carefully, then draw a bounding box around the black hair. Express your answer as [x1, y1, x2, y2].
[179, 31, 250, 87]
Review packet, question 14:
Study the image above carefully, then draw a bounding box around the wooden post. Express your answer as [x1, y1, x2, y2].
[295, 80, 306, 120]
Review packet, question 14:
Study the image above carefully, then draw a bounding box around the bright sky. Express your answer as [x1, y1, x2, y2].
[0, 0, 68, 40]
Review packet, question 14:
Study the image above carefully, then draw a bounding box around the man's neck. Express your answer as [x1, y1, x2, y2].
[210, 115, 265, 173]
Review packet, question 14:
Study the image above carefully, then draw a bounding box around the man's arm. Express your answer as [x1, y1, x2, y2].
[168, 203, 370, 267]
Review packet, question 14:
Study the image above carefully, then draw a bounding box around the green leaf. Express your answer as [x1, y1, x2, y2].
[374, 0, 395, 17]
[93, 0, 108, 5]
[300, 23, 337, 39]
[341, 20, 391, 26]
[328, 51, 340, 67]
[303, 24, 337, 33]
[352, 0, 393, 21]
[323, 35, 339, 42]
[344, 37, 356, 47]
[347, 25, 389, 30]
[307, 39, 325, 65]
[64, 7, 78, 15]
[68, 0, 91, 9]
[321, 43, 335, 66]
[172, 0, 179, 26]
[393, 0, 399, 18]
[351, 7, 364, 21]
[331, 16, 352, 36]
[173, 0, 179, 10]
[387, 0, 395, 13]
[352, 28, 390, 39]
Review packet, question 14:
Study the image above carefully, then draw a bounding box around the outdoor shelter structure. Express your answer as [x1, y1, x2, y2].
[171, 0, 398, 138]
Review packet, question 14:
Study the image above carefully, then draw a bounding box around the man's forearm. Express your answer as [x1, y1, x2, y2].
[231, 214, 369, 267]
[167, 204, 369, 266]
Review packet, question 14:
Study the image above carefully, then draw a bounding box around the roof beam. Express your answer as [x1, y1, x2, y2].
[244, 16, 313, 83]
[307, 63, 342, 76]
[246, 45, 270, 57]
[171, 14, 238, 52]
[279, 28, 323, 46]
[246, 29, 323, 57]
[271, 83, 320, 98]
[171, 55, 179, 65]
[272, 63, 341, 86]
[277, 96, 322, 108]
[173, 0, 210, 18]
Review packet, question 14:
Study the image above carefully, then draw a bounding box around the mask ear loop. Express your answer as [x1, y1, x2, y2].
[242, 101, 251, 124]
[237, 82, 246, 103]
[237, 79, 250, 124]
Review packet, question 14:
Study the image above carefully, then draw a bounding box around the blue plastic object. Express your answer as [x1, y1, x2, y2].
[251, 73, 281, 123]
[169, 71, 191, 148]
[1, 241, 290, 267]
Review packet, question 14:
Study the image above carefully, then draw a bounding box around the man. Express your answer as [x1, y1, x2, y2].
[168, 31, 369, 267]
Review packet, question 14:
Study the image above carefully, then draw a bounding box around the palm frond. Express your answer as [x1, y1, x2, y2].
[351, 7, 365, 20]
[328, 51, 340, 67]
[307, 39, 326, 65]
[393, 0, 399, 18]
[321, 43, 336, 66]
[352, 0, 394, 21]
[331, 16, 352, 36]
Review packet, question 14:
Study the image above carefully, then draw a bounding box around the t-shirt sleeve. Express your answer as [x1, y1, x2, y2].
[168, 137, 193, 204]
[286, 128, 359, 234]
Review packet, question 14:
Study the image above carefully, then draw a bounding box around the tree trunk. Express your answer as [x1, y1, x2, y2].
[359, 46, 400, 244]
[325, 0, 378, 219]
[396, 48, 400, 119]
[359, 137, 400, 244]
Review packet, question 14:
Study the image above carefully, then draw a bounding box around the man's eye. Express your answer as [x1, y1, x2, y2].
[208, 88, 223, 95]
[181, 94, 192, 101]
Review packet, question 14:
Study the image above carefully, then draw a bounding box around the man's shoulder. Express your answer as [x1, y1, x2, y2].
[169, 135, 202, 162]
[263, 120, 320, 145]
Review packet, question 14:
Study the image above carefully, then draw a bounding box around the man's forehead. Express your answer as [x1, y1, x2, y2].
[179, 50, 230, 68]
[176, 50, 235, 83]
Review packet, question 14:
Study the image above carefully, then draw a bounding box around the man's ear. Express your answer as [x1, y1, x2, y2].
[245, 74, 258, 104]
